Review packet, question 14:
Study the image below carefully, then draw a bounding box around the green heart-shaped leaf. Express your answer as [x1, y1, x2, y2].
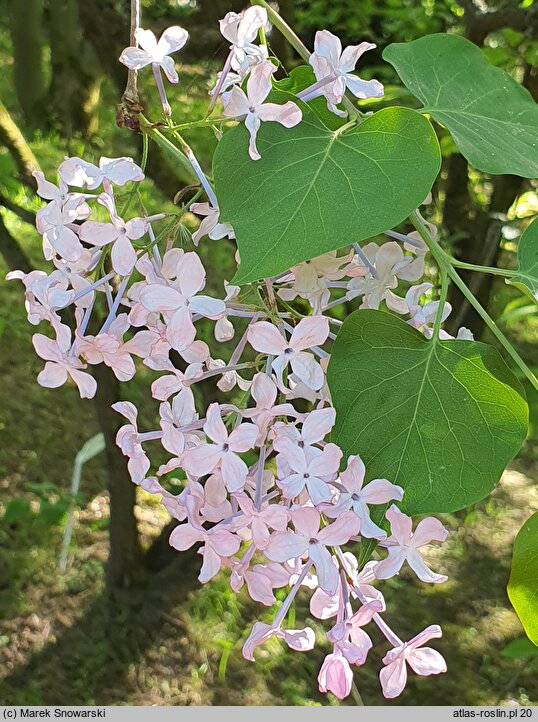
[327, 310, 528, 515]
[214, 100, 440, 285]
[508, 513, 538, 646]
[510, 217, 538, 303]
[383, 33, 538, 178]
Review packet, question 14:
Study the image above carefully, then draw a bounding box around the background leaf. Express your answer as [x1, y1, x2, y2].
[214, 99, 440, 285]
[383, 33, 538, 177]
[500, 636, 538, 659]
[508, 513, 538, 646]
[327, 310, 528, 514]
[510, 217, 538, 303]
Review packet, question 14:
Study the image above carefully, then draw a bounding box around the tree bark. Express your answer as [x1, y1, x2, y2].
[8, 0, 47, 126]
[49, 0, 101, 136]
[90, 364, 144, 590]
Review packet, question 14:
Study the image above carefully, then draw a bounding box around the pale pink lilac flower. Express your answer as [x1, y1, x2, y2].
[144, 354, 203, 402]
[233, 493, 289, 549]
[243, 621, 315, 661]
[230, 560, 289, 606]
[32, 322, 96, 398]
[220, 7, 268, 75]
[309, 30, 383, 116]
[52, 251, 101, 308]
[266, 507, 360, 594]
[112, 401, 151, 484]
[375, 505, 448, 583]
[379, 625, 447, 699]
[182, 403, 258, 492]
[169, 521, 240, 583]
[214, 282, 240, 342]
[37, 194, 91, 263]
[141, 477, 189, 522]
[120, 26, 189, 115]
[310, 558, 385, 619]
[190, 202, 235, 246]
[241, 372, 297, 444]
[204, 357, 252, 394]
[200, 473, 233, 523]
[58, 156, 144, 190]
[139, 251, 226, 352]
[7, 269, 74, 325]
[222, 61, 302, 161]
[248, 316, 329, 392]
[273, 406, 335, 452]
[402, 282, 452, 339]
[79, 194, 147, 275]
[347, 242, 424, 310]
[158, 391, 199, 471]
[327, 599, 382, 665]
[285, 355, 331, 405]
[317, 651, 354, 699]
[324, 455, 403, 539]
[278, 251, 353, 312]
[275, 436, 342, 505]
[76, 313, 138, 382]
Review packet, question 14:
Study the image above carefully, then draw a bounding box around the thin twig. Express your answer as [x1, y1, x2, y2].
[122, 0, 140, 105]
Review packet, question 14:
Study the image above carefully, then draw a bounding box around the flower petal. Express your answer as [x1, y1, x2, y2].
[248, 321, 287, 355]
[265, 532, 309, 563]
[380, 655, 408, 699]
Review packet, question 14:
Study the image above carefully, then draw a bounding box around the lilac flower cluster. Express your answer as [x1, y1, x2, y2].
[8, 6, 473, 700]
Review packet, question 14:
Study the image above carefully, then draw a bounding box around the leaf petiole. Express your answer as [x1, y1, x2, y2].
[410, 211, 538, 392]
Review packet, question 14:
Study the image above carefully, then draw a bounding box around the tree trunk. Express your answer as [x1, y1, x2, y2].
[8, 0, 47, 126]
[91, 363, 144, 591]
[49, 0, 101, 137]
[447, 174, 523, 336]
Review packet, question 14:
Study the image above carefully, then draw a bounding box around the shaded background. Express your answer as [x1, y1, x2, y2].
[0, 0, 537, 706]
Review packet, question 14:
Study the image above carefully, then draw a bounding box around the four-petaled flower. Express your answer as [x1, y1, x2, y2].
[120, 26, 189, 115]
[169, 521, 240, 583]
[182, 403, 258, 492]
[233, 493, 289, 549]
[220, 7, 268, 75]
[139, 251, 226, 353]
[243, 621, 315, 661]
[375, 505, 448, 583]
[222, 61, 302, 160]
[80, 193, 147, 275]
[59, 155, 144, 190]
[379, 625, 447, 699]
[324, 455, 403, 539]
[33, 322, 96, 399]
[309, 30, 383, 116]
[248, 316, 329, 392]
[266, 507, 360, 595]
[276, 436, 342, 505]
